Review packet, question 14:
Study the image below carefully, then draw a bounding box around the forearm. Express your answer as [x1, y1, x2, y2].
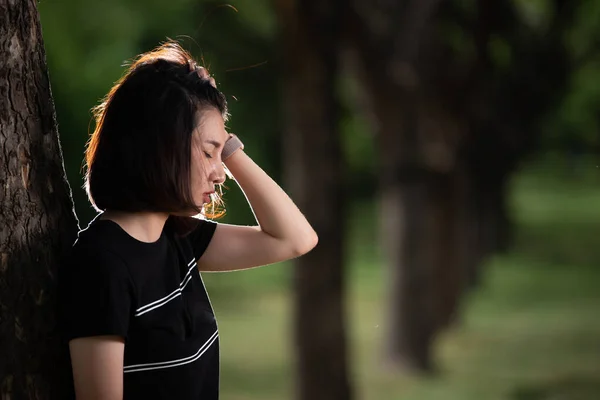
[224, 150, 317, 252]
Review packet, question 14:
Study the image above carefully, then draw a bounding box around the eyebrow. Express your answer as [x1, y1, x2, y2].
[204, 139, 222, 149]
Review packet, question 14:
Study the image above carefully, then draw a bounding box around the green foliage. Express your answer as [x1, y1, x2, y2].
[537, 0, 600, 152]
[338, 72, 378, 198]
[488, 34, 512, 71]
[513, 0, 553, 31]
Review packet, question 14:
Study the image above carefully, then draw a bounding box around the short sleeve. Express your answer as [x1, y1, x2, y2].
[59, 245, 134, 342]
[186, 218, 218, 260]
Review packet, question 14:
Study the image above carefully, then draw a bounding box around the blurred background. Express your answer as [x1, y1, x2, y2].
[38, 0, 600, 399]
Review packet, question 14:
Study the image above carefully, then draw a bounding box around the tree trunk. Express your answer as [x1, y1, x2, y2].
[275, 0, 352, 399]
[344, 0, 462, 373]
[381, 177, 436, 372]
[382, 169, 468, 373]
[376, 92, 433, 372]
[0, 0, 79, 398]
[463, 168, 513, 289]
[453, 166, 483, 291]
[430, 171, 464, 332]
[368, 74, 470, 371]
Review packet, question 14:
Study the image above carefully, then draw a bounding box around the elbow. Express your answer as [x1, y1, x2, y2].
[292, 230, 318, 256]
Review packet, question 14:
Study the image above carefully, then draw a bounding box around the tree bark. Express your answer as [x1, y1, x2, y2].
[275, 0, 352, 399]
[0, 0, 79, 398]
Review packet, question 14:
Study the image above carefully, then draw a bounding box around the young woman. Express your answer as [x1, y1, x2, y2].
[59, 41, 317, 400]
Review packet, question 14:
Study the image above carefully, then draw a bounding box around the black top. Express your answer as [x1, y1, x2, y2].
[59, 215, 219, 399]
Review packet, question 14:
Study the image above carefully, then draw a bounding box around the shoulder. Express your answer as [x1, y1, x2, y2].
[169, 216, 218, 256]
[65, 222, 132, 283]
[72, 229, 125, 264]
[167, 215, 218, 237]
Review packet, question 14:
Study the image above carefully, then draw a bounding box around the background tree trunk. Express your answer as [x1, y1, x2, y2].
[275, 0, 352, 399]
[344, 0, 578, 373]
[345, 0, 452, 373]
[0, 0, 78, 398]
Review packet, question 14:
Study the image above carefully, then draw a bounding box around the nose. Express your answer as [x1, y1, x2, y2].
[212, 162, 226, 185]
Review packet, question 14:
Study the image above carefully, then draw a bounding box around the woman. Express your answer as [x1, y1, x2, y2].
[59, 41, 318, 400]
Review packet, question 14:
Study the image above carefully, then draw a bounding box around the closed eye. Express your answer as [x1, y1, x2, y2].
[204, 151, 213, 159]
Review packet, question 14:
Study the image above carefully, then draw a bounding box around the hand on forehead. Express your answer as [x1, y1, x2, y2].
[195, 66, 216, 89]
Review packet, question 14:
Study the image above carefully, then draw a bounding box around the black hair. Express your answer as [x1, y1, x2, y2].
[85, 40, 228, 217]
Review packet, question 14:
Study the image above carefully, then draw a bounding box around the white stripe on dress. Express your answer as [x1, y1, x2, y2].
[123, 330, 219, 373]
[134, 259, 197, 317]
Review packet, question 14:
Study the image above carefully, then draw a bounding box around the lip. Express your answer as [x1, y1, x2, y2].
[203, 192, 215, 204]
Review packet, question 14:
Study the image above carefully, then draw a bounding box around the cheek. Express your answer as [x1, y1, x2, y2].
[191, 164, 203, 187]
[190, 157, 211, 190]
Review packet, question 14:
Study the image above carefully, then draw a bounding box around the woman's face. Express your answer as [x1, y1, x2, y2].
[190, 108, 228, 209]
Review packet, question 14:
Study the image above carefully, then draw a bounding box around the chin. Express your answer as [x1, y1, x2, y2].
[171, 206, 204, 218]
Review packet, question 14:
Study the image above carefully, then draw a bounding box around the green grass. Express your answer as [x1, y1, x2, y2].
[202, 157, 600, 399]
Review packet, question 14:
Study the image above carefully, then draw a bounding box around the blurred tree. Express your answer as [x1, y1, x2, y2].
[344, 0, 452, 373]
[457, 0, 577, 266]
[343, 0, 581, 372]
[0, 0, 78, 398]
[275, 0, 353, 399]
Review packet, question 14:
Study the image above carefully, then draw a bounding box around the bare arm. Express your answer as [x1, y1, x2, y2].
[69, 336, 125, 400]
[198, 150, 317, 272]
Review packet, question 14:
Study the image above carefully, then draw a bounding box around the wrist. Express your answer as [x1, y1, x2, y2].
[222, 147, 247, 180]
[222, 133, 244, 161]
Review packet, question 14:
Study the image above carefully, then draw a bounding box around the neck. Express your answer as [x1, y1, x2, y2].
[100, 210, 169, 243]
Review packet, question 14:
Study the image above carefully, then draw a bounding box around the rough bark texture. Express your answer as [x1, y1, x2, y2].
[275, 0, 352, 399]
[0, 0, 79, 398]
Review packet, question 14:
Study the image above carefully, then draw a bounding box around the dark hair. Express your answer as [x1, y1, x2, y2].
[84, 40, 228, 217]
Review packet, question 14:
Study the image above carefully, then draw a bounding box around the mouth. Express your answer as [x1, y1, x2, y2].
[202, 191, 215, 204]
